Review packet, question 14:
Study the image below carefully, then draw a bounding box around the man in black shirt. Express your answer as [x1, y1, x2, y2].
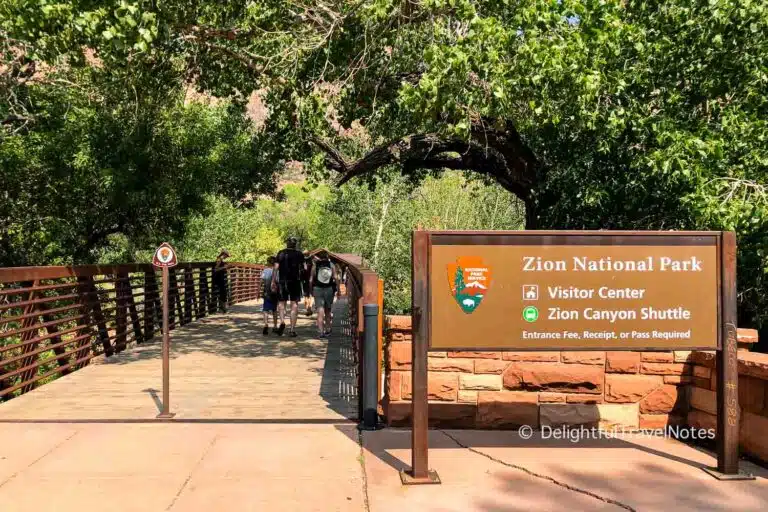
[212, 250, 230, 313]
[275, 236, 304, 336]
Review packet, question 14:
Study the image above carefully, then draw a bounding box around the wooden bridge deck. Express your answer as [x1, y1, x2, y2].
[0, 299, 358, 422]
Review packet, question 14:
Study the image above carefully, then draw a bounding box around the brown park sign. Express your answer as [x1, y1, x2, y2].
[152, 242, 178, 268]
[427, 232, 721, 351]
[403, 230, 750, 486]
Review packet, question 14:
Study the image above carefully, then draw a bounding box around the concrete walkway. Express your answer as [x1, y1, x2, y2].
[362, 429, 768, 512]
[0, 422, 365, 512]
[0, 299, 357, 421]
[2, 299, 767, 511]
[0, 422, 767, 511]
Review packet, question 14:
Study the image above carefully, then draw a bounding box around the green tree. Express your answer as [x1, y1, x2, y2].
[4, 1, 767, 324]
[0, 50, 277, 265]
[454, 266, 465, 295]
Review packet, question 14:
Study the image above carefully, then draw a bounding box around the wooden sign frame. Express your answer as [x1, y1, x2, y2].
[402, 230, 752, 485]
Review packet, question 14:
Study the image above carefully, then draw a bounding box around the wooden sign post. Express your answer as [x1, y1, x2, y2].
[152, 242, 178, 419]
[403, 230, 753, 485]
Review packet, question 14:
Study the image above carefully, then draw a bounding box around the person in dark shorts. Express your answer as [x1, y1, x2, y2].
[261, 256, 279, 335]
[275, 236, 304, 336]
[310, 250, 339, 338]
[212, 250, 230, 313]
[301, 250, 314, 316]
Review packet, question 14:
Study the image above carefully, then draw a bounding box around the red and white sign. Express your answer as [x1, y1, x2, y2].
[152, 242, 178, 268]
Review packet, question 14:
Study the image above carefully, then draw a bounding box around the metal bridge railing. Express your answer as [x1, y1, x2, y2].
[325, 252, 384, 428]
[0, 262, 263, 401]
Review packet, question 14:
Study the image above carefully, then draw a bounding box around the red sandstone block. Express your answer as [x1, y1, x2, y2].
[606, 352, 640, 373]
[604, 374, 662, 403]
[388, 342, 412, 370]
[428, 358, 474, 373]
[739, 352, 768, 380]
[692, 377, 710, 389]
[639, 414, 684, 429]
[738, 376, 766, 414]
[476, 391, 539, 428]
[674, 351, 694, 363]
[386, 315, 411, 331]
[502, 352, 559, 362]
[640, 362, 692, 376]
[561, 351, 605, 365]
[503, 363, 603, 394]
[740, 411, 768, 463]
[448, 351, 501, 359]
[664, 375, 693, 385]
[388, 331, 406, 343]
[402, 372, 456, 401]
[566, 394, 603, 404]
[460, 374, 502, 391]
[690, 351, 716, 368]
[539, 392, 566, 403]
[385, 402, 477, 428]
[738, 328, 758, 345]
[693, 366, 711, 379]
[474, 359, 509, 374]
[388, 371, 406, 401]
[641, 352, 674, 363]
[688, 409, 717, 431]
[640, 384, 685, 414]
[690, 387, 717, 415]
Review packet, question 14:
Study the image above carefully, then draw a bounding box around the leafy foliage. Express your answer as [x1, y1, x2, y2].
[0, 59, 277, 265]
[3, 1, 767, 324]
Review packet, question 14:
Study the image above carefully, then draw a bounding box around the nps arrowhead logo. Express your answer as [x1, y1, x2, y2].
[447, 256, 493, 314]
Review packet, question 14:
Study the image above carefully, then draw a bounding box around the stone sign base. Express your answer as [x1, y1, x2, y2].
[383, 316, 768, 465]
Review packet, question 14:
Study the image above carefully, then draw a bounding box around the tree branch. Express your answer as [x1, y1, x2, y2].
[311, 119, 540, 200]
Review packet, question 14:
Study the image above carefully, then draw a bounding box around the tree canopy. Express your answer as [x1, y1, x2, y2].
[2, 0, 767, 323]
[1, 16, 279, 265]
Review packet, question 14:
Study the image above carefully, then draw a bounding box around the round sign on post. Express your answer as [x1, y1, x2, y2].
[153, 242, 177, 419]
[153, 242, 178, 268]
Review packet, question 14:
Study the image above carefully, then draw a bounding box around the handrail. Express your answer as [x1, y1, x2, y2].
[323, 250, 384, 421]
[0, 263, 216, 284]
[0, 261, 263, 401]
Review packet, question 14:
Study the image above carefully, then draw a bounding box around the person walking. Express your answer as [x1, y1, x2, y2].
[275, 236, 304, 336]
[310, 250, 339, 338]
[301, 250, 314, 316]
[212, 250, 230, 313]
[261, 256, 279, 335]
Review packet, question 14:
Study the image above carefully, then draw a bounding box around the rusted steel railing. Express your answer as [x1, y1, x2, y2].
[0, 262, 263, 401]
[328, 252, 384, 417]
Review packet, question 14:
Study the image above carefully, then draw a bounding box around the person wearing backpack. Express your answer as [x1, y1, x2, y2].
[275, 236, 304, 336]
[260, 256, 279, 335]
[301, 250, 314, 316]
[310, 250, 339, 338]
[212, 250, 230, 313]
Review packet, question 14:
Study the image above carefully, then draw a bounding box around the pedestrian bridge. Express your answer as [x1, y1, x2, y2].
[2, 256, 768, 512]
[0, 255, 383, 422]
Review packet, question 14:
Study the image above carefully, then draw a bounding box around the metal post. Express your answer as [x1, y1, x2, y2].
[360, 303, 379, 430]
[157, 266, 175, 419]
[401, 230, 440, 485]
[705, 231, 752, 480]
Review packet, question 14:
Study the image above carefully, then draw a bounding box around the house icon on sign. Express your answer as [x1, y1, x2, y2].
[523, 285, 539, 301]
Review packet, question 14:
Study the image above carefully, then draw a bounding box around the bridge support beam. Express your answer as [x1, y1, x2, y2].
[360, 303, 380, 430]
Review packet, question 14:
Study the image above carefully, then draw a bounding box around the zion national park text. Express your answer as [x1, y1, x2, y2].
[522, 256, 703, 272]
